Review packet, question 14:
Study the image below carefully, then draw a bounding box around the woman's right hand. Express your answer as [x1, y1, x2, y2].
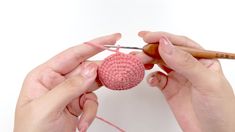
[139, 31, 235, 132]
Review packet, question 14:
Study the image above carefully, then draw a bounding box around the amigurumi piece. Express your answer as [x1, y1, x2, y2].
[98, 52, 145, 90]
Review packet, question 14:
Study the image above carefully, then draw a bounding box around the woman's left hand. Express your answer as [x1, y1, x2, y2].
[14, 33, 121, 132]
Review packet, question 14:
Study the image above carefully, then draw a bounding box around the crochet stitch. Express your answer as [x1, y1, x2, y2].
[98, 52, 145, 90]
[80, 42, 145, 131]
[85, 42, 145, 90]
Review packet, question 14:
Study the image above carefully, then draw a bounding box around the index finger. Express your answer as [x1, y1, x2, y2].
[138, 31, 203, 49]
[138, 31, 222, 72]
[44, 33, 121, 75]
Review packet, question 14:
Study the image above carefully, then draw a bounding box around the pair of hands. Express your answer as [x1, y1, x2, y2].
[14, 31, 235, 132]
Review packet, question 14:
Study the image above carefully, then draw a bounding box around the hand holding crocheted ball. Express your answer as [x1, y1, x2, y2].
[98, 52, 145, 90]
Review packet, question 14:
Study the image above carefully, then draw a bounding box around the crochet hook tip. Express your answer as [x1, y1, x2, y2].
[104, 45, 143, 50]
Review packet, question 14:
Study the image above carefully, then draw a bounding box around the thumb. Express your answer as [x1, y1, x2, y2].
[158, 36, 213, 87]
[39, 63, 98, 112]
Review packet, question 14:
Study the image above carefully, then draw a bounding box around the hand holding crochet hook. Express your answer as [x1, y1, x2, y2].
[136, 31, 235, 132]
[14, 31, 235, 132]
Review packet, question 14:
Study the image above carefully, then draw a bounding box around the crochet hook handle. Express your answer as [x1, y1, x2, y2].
[143, 43, 235, 62]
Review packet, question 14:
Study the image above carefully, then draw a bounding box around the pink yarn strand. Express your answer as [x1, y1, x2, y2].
[84, 42, 141, 132]
[80, 91, 125, 131]
[96, 115, 125, 132]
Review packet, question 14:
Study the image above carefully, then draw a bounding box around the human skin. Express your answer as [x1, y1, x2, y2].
[14, 33, 153, 132]
[139, 31, 235, 132]
[14, 31, 235, 132]
[14, 33, 122, 132]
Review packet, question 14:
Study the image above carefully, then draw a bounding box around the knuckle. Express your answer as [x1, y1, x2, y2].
[75, 53, 86, 63]
[178, 51, 196, 68]
[64, 76, 84, 90]
[70, 46, 86, 62]
[207, 74, 223, 86]
[183, 52, 193, 63]
[81, 92, 99, 107]
[178, 35, 191, 46]
[154, 31, 168, 38]
[40, 69, 64, 88]
[174, 49, 203, 72]
[180, 35, 190, 41]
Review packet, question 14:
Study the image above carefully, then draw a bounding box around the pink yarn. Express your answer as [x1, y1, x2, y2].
[98, 52, 145, 90]
[85, 42, 145, 90]
[80, 42, 145, 131]
[96, 115, 125, 132]
[80, 93, 125, 132]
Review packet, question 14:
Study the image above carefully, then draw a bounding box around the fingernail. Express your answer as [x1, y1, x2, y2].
[148, 74, 157, 86]
[148, 77, 154, 86]
[113, 33, 121, 40]
[81, 63, 97, 78]
[138, 31, 150, 37]
[159, 36, 174, 55]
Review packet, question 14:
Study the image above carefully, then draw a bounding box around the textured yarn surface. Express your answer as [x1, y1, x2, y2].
[83, 42, 145, 131]
[98, 52, 145, 90]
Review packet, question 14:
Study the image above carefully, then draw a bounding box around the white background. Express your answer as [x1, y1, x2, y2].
[1, 0, 235, 131]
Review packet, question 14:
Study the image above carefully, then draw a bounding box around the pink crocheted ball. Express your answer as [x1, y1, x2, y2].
[98, 52, 145, 90]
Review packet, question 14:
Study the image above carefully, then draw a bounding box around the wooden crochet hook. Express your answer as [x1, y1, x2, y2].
[105, 43, 235, 63]
[143, 43, 235, 60]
